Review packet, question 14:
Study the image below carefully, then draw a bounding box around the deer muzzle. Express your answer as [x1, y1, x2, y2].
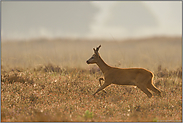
[86, 60, 90, 64]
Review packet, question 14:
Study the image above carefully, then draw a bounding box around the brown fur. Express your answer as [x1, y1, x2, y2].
[86, 45, 161, 98]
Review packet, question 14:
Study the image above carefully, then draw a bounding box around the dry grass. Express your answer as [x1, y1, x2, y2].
[2, 36, 181, 71]
[1, 37, 182, 122]
[1, 64, 182, 122]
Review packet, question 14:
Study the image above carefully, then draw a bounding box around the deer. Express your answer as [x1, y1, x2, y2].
[86, 45, 162, 98]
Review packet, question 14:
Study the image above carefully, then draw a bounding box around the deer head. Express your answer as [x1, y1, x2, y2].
[86, 45, 101, 64]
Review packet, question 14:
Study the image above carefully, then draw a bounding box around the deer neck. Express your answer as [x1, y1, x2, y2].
[96, 55, 110, 74]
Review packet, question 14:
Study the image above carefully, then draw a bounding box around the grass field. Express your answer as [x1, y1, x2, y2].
[1, 37, 182, 122]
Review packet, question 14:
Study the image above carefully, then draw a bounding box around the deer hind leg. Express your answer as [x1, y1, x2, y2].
[93, 82, 110, 96]
[146, 81, 162, 97]
[99, 78, 107, 93]
[135, 75, 152, 98]
[136, 84, 152, 98]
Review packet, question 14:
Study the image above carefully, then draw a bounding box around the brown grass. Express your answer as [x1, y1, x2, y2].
[1, 64, 182, 122]
[2, 36, 182, 71]
[1, 37, 182, 122]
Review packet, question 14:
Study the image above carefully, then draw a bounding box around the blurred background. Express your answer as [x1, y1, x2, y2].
[1, 1, 182, 71]
[2, 1, 182, 40]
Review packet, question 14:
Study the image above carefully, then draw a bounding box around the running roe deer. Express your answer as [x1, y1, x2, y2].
[86, 45, 162, 98]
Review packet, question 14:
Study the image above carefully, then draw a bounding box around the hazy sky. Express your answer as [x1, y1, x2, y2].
[2, 1, 182, 40]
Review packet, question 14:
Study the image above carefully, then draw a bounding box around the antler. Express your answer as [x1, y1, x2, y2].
[96, 45, 101, 52]
[93, 45, 101, 54]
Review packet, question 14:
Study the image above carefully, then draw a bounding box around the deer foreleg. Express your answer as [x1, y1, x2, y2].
[93, 82, 110, 96]
[99, 78, 104, 86]
[99, 78, 107, 93]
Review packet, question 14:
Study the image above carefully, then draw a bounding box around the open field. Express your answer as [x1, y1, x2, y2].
[1, 37, 182, 122]
[2, 36, 182, 71]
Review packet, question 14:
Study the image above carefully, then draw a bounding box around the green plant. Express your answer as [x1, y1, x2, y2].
[152, 117, 158, 122]
[83, 110, 93, 120]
